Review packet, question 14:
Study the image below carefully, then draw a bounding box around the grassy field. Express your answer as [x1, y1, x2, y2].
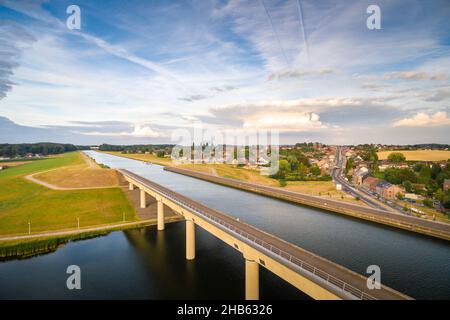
[377, 150, 450, 161]
[33, 153, 121, 188]
[0, 152, 136, 237]
[0, 161, 33, 168]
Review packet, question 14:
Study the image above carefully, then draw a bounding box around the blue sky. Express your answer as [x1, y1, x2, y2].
[0, 0, 449, 144]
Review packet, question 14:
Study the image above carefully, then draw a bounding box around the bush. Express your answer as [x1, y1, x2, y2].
[423, 198, 433, 208]
[279, 179, 287, 187]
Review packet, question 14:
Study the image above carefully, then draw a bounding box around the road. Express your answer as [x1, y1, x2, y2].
[331, 147, 393, 211]
[120, 169, 412, 300]
[165, 166, 450, 240]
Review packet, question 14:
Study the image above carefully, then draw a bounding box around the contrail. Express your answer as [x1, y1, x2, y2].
[296, 0, 310, 60]
[260, 0, 290, 67]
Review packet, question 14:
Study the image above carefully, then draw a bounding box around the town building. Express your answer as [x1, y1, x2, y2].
[375, 181, 404, 200]
[352, 167, 369, 185]
[444, 179, 450, 192]
[362, 176, 380, 192]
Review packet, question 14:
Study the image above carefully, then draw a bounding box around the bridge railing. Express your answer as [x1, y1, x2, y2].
[122, 170, 377, 300]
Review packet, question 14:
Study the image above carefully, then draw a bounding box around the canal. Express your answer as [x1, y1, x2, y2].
[0, 151, 449, 299]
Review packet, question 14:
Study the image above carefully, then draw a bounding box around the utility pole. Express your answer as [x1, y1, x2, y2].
[77, 217, 80, 230]
[28, 221, 31, 235]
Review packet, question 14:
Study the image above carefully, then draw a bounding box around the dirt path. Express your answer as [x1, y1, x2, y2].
[24, 152, 121, 191]
[25, 171, 121, 190]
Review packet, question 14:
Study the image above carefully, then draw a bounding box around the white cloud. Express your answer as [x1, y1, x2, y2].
[79, 124, 160, 138]
[243, 111, 325, 131]
[393, 111, 450, 127]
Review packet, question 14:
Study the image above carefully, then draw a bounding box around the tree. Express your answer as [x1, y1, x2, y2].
[287, 155, 299, 171]
[402, 180, 413, 193]
[435, 188, 445, 202]
[387, 152, 406, 163]
[345, 157, 354, 174]
[156, 150, 165, 158]
[384, 168, 417, 185]
[298, 162, 308, 177]
[418, 165, 432, 184]
[423, 198, 433, 208]
[310, 165, 321, 176]
[272, 160, 290, 179]
[431, 163, 441, 179]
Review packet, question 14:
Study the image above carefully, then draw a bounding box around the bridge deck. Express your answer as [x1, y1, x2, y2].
[120, 169, 412, 300]
[164, 167, 450, 241]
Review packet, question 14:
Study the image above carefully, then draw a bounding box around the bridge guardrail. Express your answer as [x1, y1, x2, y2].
[121, 169, 377, 300]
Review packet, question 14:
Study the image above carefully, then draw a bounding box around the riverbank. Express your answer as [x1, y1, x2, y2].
[164, 166, 450, 241]
[0, 216, 182, 260]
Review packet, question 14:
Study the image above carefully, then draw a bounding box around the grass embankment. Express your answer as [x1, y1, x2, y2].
[175, 164, 363, 205]
[377, 150, 450, 161]
[0, 152, 136, 237]
[33, 153, 120, 188]
[396, 200, 450, 223]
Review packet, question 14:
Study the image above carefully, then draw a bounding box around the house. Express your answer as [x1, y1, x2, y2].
[256, 157, 269, 166]
[378, 162, 409, 172]
[404, 193, 424, 201]
[352, 167, 369, 185]
[376, 181, 404, 200]
[444, 179, 450, 192]
[362, 176, 380, 192]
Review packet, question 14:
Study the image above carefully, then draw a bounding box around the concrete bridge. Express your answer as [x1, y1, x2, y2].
[120, 169, 411, 300]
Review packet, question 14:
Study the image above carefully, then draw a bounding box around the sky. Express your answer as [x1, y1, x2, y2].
[0, 0, 449, 145]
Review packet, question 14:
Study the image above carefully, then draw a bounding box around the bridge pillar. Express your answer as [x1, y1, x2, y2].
[140, 189, 146, 209]
[129, 182, 134, 191]
[186, 219, 195, 260]
[245, 259, 259, 300]
[157, 200, 165, 231]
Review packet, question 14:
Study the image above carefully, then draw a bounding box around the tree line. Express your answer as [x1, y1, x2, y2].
[0, 143, 82, 158]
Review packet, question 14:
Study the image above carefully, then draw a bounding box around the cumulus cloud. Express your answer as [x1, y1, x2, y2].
[79, 124, 160, 137]
[393, 111, 450, 127]
[242, 111, 325, 131]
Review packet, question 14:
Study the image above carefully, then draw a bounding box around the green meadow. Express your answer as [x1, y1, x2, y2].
[0, 152, 136, 237]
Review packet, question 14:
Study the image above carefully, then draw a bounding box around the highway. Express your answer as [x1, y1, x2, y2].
[120, 169, 411, 300]
[165, 166, 450, 241]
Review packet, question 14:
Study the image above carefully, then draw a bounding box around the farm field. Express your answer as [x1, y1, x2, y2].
[377, 150, 450, 161]
[0, 152, 136, 237]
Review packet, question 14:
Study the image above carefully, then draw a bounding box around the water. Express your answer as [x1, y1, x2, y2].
[0, 151, 449, 299]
